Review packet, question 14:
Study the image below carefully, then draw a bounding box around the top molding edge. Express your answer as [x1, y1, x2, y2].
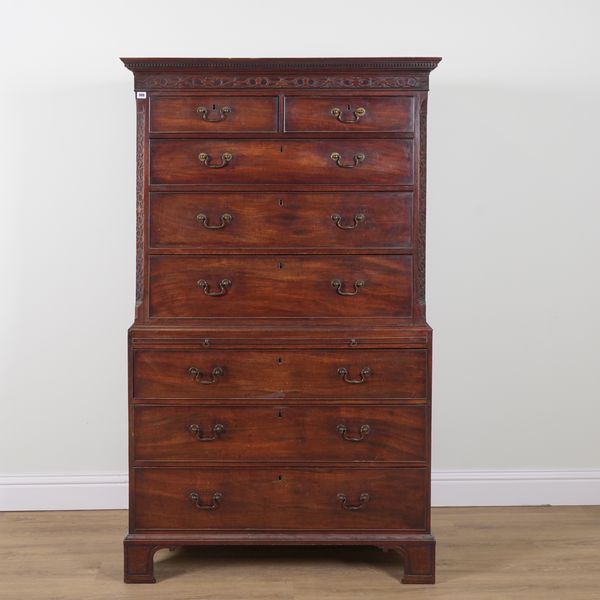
[120, 57, 442, 72]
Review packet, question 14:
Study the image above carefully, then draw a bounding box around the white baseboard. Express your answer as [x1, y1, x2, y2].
[431, 469, 600, 506]
[1, 470, 599, 511]
[0, 474, 128, 511]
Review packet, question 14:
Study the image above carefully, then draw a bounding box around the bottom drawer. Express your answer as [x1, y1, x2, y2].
[133, 467, 428, 531]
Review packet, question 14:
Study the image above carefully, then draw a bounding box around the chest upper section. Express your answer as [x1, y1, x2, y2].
[123, 58, 440, 192]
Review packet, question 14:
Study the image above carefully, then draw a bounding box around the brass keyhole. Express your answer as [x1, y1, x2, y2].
[278, 261, 284, 269]
[277, 409, 284, 417]
[278, 198, 284, 207]
[277, 475, 283, 481]
[276, 357, 284, 364]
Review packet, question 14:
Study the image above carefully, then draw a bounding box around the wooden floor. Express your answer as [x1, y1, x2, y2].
[1, 507, 599, 599]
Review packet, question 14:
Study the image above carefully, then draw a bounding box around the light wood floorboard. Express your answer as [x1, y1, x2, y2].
[1, 507, 599, 599]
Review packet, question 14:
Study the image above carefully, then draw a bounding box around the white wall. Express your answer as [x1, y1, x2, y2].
[1, 0, 599, 505]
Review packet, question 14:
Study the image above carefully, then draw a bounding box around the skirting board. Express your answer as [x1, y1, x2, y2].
[1, 470, 599, 511]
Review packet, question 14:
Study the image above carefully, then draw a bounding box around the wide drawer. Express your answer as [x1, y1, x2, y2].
[133, 467, 428, 531]
[150, 95, 278, 133]
[149, 192, 413, 250]
[132, 349, 428, 400]
[148, 255, 413, 319]
[149, 139, 413, 185]
[284, 95, 415, 132]
[133, 405, 426, 463]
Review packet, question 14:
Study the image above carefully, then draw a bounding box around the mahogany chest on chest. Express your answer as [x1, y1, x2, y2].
[121, 57, 440, 584]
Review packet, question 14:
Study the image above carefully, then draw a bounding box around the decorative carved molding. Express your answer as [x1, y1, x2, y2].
[135, 100, 145, 305]
[122, 58, 441, 71]
[416, 97, 428, 313]
[135, 74, 429, 90]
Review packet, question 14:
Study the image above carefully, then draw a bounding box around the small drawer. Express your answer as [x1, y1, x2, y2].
[149, 95, 278, 133]
[133, 405, 427, 463]
[133, 467, 428, 531]
[285, 95, 415, 132]
[149, 139, 413, 185]
[148, 254, 412, 319]
[149, 192, 413, 250]
[132, 348, 428, 400]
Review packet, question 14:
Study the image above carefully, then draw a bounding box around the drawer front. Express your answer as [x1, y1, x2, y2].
[149, 255, 412, 319]
[149, 95, 278, 133]
[133, 467, 427, 531]
[133, 349, 427, 400]
[149, 192, 413, 250]
[134, 405, 426, 463]
[149, 139, 413, 185]
[285, 96, 415, 132]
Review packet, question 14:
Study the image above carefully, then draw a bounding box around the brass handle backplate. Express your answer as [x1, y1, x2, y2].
[330, 106, 366, 123]
[196, 213, 233, 229]
[331, 213, 366, 230]
[188, 366, 224, 385]
[188, 423, 225, 441]
[188, 490, 223, 510]
[197, 278, 232, 296]
[331, 279, 364, 296]
[198, 152, 233, 168]
[196, 105, 232, 122]
[337, 367, 372, 384]
[330, 152, 366, 168]
[337, 492, 370, 511]
[337, 424, 371, 442]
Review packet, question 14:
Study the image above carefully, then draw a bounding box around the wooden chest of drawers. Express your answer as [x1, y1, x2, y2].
[122, 57, 440, 585]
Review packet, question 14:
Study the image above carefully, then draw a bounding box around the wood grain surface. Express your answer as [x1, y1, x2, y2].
[132, 348, 428, 400]
[149, 139, 414, 185]
[284, 95, 415, 132]
[133, 467, 428, 531]
[150, 95, 278, 133]
[133, 404, 427, 464]
[148, 192, 413, 251]
[148, 254, 413, 319]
